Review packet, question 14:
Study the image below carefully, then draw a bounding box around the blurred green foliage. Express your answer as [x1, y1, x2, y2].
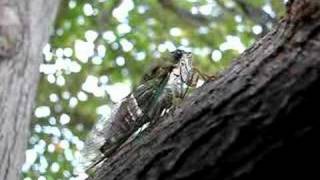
[22, 0, 285, 179]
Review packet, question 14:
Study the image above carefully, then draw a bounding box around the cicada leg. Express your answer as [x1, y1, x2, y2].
[184, 68, 204, 87]
[192, 67, 216, 82]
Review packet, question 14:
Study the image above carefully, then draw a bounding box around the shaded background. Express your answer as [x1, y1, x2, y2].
[21, 0, 285, 179]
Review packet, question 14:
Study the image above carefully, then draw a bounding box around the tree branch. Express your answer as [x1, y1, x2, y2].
[158, 0, 277, 36]
[234, 0, 276, 24]
[158, 0, 210, 26]
[216, 0, 276, 36]
[91, 0, 320, 179]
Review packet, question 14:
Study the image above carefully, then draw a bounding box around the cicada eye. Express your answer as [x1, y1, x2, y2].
[176, 50, 183, 57]
[171, 49, 184, 62]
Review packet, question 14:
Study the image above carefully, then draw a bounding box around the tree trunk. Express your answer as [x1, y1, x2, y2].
[92, 0, 320, 179]
[0, 0, 60, 179]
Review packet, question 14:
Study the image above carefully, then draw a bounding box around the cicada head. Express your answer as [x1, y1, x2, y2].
[170, 49, 184, 63]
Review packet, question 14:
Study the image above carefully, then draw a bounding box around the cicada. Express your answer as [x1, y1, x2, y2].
[80, 49, 214, 173]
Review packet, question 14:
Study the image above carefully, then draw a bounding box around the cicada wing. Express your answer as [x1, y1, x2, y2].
[80, 72, 174, 172]
[78, 114, 109, 174]
[98, 94, 145, 154]
[79, 101, 125, 170]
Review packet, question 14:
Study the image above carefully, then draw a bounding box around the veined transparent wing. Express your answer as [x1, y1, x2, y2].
[78, 103, 121, 172]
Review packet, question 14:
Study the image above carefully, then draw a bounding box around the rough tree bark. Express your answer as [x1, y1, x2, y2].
[0, 0, 60, 179]
[92, 0, 320, 179]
